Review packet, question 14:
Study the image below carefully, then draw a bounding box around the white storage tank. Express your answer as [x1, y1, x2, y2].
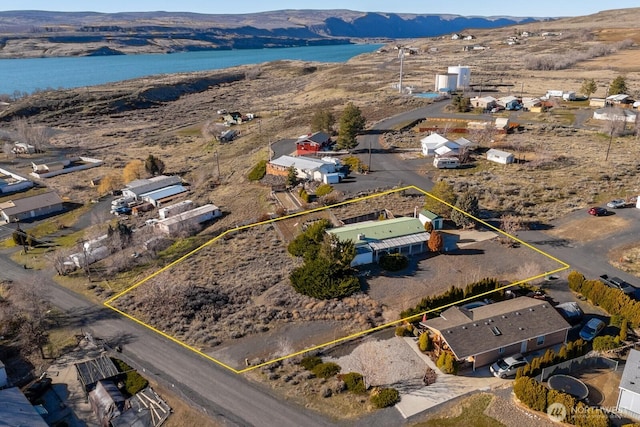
[435, 73, 458, 93]
[447, 65, 471, 89]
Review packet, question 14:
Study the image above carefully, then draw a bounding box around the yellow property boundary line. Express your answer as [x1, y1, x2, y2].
[104, 185, 570, 374]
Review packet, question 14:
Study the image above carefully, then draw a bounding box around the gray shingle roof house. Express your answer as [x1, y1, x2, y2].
[0, 191, 64, 223]
[617, 349, 640, 420]
[0, 387, 48, 427]
[421, 297, 570, 370]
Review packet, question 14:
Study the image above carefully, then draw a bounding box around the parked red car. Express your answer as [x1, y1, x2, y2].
[588, 207, 607, 216]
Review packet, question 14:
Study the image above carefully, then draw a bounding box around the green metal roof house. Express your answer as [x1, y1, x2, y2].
[328, 217, 429, 266]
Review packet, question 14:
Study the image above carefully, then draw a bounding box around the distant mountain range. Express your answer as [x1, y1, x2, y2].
[0, 10, 549, 57]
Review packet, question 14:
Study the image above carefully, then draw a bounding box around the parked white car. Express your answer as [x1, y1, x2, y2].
[490, 354, 527, 378]
[606, 199, 627, 209]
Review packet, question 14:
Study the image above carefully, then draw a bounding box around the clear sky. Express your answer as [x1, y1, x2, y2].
[2, 1, 639, 18]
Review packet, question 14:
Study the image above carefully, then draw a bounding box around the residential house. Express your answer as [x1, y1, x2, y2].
[121, 175, 182, 200]
[159, 200, 194, 219]
[418, 209, 443, 230]
[154, 204, 222, 236]
[617, 349, 640, 420]
[487, 148, 515, 165]
[497, 96, 518, 108]
[606, 94, 633, 106]
[470, 96, 497, 109]
[589, 98, 607, 108]
[0, 191, 64, 223]
[522, 97, 542, 109]
[0, 387, 48, 427]
[434, 141, 462, 158]
[328, 217, 429, 266]
[451, 34, 462, 40]
[295, 131, 332, 155]
[454, 137, 476, 151]
[420, 133, 451, 156]
[593, 108, 637, 123]
[267, 155, 343, 183]
[421, 297, 571, 370]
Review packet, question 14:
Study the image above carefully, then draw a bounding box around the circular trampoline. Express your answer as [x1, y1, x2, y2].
[548, 374, 589, 400]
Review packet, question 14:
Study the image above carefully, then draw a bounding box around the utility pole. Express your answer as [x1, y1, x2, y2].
[398, 46, 405, 94]
[214, 151, 220, 179]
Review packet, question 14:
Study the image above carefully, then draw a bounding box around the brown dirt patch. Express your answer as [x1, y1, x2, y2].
[609, 243, 640, 278]
[547, 215, 630, 243]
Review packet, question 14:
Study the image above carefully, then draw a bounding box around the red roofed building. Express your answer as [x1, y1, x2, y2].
[295, 131, 332, 155]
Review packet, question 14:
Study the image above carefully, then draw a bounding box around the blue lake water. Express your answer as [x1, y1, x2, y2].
[0, 44, 383, 95]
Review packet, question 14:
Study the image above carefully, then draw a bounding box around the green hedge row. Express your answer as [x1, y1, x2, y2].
[514, 376, 611, 427]
[568, 271, 638, 327]
[516, 339, 588, 379]
[400, 277, 501, 319]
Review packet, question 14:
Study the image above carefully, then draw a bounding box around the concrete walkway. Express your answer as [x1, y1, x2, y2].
[395, 337, 510, 418]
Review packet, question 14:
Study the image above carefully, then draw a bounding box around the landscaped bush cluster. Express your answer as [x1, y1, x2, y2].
[370, 387, 400, 408]
[298, 188, 311, 203]
[395, 324, 415, 337]
[593, 335, 621, 352]
[312, 362, 341, 379]
[111, 358, 149, 396]
[379, 253, 408, 272]
[341, 372, 366, 394]
[516, 339, 588, 378]
[300, 355, 322, 370]
[436, 351, 458, 374]
[568, 271, 640, 327]
[342, 156, 367, 174]
[514, 376, 611, 427]
[400, 278, 501, 319]
[247, 159, 267, 181]
[315, 184, 334, 197]
[418, 332, 431, 352]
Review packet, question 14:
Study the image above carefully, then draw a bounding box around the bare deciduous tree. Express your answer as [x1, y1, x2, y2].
[13, 117, 51, 152]
[10, 279, 50, 359]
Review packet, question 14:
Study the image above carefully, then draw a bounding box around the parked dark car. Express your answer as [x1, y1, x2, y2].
[555, 302, 584, 325]
[600, 274, 639, 299]
[588, 207, 608, 216]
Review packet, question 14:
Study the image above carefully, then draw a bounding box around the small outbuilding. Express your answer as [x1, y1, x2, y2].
[418, 209, 443, 230]
[486, 148, 514, 165]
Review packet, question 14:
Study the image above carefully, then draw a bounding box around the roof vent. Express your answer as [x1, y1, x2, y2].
[529, 308, 534, 312]
[519, 327, 524, 330]
[542, 304, 547, 308]
[462, 326, 467, 329]
[447, 330, 452, 334]
[502, 315, 507, 319]
[473, 323, 478, 327]
[516, 312, 521, 315]
[491, 326, 502, 336]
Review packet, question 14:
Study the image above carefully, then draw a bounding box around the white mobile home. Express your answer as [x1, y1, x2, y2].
[486, 149, 514, 165]
[154, 204, 222, 236]
[159, 200, 194, 220]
